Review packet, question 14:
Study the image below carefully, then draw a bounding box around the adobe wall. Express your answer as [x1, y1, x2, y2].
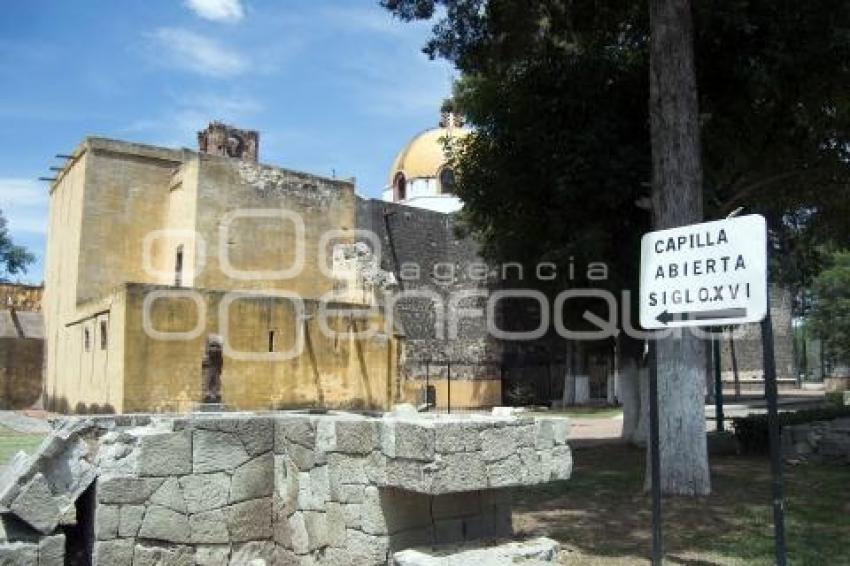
[0, 337, 43, 410]
[0, 410, 572, 565]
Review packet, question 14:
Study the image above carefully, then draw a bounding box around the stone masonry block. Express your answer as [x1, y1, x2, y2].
[223, 498, 272, 543]
[93, 539, 134, 566]
[277, 418, 316, 449]
[551, 419, 569, 445]
[325, 502, 347, 548]
[288, 512, 309, 555]
[382, 421, 435, 461]
[551, 446, 573, 480]
[434, 421, 481, 453]
[480, 426, 517, 462]
[97, 476, 164, 504]
[430, 452, 486, 494]
[138, 505, 190, 543]
[95, 504, 119, 540]
[331, 419, 378, 455]
[194, 545, 231, 566]
[345, 528, 389, 565]
[137, 430, 191, 476]
[189, 510, 229, 544]
[9, 473, 61, 535]
[303, 511, 329, 551]
[229, 453, 273, 504]
[341, 503, 362, 528]
[487, 454, 523, 488]
[234, 418, 274, 456]
[119, 505, 145, 538]
[193, 430, 250, 473]
[534, 419, 555, 450]
[179, 474, 230, 514]
[328, 454, 369, 494]
[149, 477, 187, 513]
[0, 542, 38, 566]
[38, 533, 66, 566]
[132, 543, 194, 566]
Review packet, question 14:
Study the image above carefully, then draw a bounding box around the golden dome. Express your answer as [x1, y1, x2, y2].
[387, 124, 469, 186]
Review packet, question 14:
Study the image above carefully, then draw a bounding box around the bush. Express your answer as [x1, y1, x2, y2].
[732, 405, 850, 454]
[503, 382, 537, 406]
[825, 391, 847, 407]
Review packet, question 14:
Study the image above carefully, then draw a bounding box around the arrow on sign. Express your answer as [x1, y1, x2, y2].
[656, 308, 748, 325]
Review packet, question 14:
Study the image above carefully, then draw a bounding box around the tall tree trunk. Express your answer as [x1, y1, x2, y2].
[648, 0, 711, 495]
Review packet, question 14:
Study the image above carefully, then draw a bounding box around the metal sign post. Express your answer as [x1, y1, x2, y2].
[760, 271, 788, 566]
[639, 214, 786, 565]
[648, 337, 663, 566]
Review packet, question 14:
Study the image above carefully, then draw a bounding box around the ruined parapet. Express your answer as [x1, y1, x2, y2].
[0, 411, 571, 565]
[198, 122, 259, 162]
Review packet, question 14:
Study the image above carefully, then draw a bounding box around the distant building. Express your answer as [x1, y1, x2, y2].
[0, 283, 43, 409]
[44, 124, 400, 414]
[382, 111, 468, 213]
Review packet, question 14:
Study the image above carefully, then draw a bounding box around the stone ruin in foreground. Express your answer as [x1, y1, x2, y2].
[0, 409, 571, 565]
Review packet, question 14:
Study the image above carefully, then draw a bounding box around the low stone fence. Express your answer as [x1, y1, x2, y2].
[0, 409, 572, 565]
[782, 417, 850, 464]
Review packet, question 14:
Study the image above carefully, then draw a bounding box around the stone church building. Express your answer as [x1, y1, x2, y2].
[43, 119, 508, 414]
[41, 118, 795, 414]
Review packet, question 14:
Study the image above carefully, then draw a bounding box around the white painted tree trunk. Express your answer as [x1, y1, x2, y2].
[620, 357, 640, 441]
[648, 0, 711, 495]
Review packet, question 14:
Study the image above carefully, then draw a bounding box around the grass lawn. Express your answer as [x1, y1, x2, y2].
[0, 424, 46, 468]
[513, 443, 849, 565]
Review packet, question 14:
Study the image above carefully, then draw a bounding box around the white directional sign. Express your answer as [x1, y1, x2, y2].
[639, 214, 768, 329]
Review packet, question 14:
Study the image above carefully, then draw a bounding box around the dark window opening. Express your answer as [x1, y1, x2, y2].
[439, 167, 455, 194]
[100, 320, 108, 350]
[84, 328, 91, 352]
[394, 172, 407, 201]
[175, 245, 184, 287]
[268, 330, 275, 352]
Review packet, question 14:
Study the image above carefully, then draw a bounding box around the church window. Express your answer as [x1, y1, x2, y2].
[438, 167, 455, 194]
[394, 172, 407, 201]
[100, 320, 108, 350]
[84, 328, 91, 352]
[268, 330, 275, 352]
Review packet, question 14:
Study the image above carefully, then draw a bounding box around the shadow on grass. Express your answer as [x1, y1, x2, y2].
[511, 443, 849, 565]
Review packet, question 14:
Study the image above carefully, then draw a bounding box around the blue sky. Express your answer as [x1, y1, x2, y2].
[0, 0, 455, 284]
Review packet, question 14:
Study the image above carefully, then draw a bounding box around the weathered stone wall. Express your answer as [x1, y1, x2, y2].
[355, 198, 503, 410]
[719, 285, 796, 382]
[0, 284, 43, 312]
[782, 417, 850, 464]
[0, 410, 572, 565]
[0, 337, 43, 410]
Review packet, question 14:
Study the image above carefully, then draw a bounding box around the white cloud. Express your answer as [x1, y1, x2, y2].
[185, 0, 244, 23]
[148, 27, 248, 77]
[0, 178, 48, 235]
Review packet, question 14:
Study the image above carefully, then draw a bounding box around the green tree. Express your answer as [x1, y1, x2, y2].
[809, 251, 850, 365]
[383, 0, 850, 288]
[0, 210, 35, 281]
[384, 0, 850, 494]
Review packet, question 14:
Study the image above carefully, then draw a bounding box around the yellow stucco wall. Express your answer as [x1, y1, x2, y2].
[121, 284, 399, 413]
[192, 155, 356, 299]
[44, 137, 399, 414]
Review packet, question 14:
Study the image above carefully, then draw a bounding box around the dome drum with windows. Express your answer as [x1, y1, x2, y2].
[381, 111, 469, 213]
